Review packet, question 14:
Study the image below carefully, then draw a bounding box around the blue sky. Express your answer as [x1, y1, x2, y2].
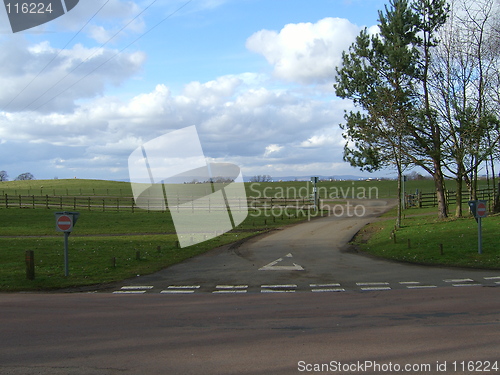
[0, 0, 390, 181]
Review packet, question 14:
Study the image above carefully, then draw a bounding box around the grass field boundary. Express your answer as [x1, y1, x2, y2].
[2, 193, 316, 213]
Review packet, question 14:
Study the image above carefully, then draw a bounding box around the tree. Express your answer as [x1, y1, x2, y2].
[335, 0, 422, 227]
[429, 0, 500, 215]
[0, 171, 8, 181]
[15, 172, 35, 181]
[249, 175, 272, 183]
[336, 0, 451, 220]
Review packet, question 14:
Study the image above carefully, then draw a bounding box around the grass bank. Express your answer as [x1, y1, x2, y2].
[354, 207, 500, 269]
[0, 204, 319, 291]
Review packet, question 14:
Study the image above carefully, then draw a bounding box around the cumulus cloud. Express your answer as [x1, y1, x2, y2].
[246, 17, 363, 84]
[0, 39, 146, 113]
[0, 72, 353, 179]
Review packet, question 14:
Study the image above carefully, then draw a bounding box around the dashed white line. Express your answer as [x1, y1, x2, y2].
[216, 285, 248, 289]
[311, 288, 346, 292]
[406, 285, 437, 289]
[161, 285, 201, 294]
[444, 278, 474, 283]
[213, 285, 248, 294]
[356, 282, 390, 286]
[160, 290, 195, 294]
[261, 284, 297, 293]
[261, 284, 297, 288]
[399, 281, 421, 285]
[113, 290, 146, 294]
[310, 283, 341, 287]
[484, 276, 500, 280]
[452, 283, 482, 287]
[120, 286, 154, 290]
[166, 285, 201, 289]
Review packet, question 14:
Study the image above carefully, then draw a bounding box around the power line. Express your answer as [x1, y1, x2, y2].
[21, 0, 162, 112]
[31, 0, 194, 112]
[3, 0, 111, 112]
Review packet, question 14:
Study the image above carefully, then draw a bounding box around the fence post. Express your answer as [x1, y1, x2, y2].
[32, 195, 35, 209]
[131, 198, 134, 213]
[4, 194, 7, 208]
[25, 250, 35, 280]
[45, 195, 49, 209]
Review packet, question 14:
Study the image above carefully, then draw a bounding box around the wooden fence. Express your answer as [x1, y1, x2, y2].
[2, 194, 314, 213]
[406, 188, 495, 208]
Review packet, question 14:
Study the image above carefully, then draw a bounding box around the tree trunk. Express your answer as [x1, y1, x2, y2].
[396, 168, 402, 228]
[494, 182, 500, 213]
[433, 160, 448, 219]
[455, 177, 463, 217]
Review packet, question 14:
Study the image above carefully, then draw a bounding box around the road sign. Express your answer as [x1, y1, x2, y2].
[468, 201, 486, 254]
[476, 201, 487, 218]
[54, 212, 80, 276]
[56, 215, 73, 232]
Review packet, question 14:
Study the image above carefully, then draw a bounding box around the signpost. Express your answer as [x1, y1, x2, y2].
[468, 200, 487, 254]
[311, 177, 319, 210]
[55, 211, 79, 276]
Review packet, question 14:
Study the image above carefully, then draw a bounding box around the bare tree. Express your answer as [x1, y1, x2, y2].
[15, 172, 35, 181]
[0, 171, 8, 181]
[430, 0, 500, 215]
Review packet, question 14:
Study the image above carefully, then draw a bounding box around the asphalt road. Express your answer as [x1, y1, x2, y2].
[112, 199, 500, 294]
[1, 199, 499, 374]
[1, 288, 499, 374]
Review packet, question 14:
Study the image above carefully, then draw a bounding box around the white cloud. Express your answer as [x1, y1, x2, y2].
[246, 17, 363, 84]
[0, 40, 146, 113]
[0, 72, 354, 179]
[264, 144, 284, 157]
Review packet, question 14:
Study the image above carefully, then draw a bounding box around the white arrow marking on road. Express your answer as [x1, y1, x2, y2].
[258, 253, 304, 271]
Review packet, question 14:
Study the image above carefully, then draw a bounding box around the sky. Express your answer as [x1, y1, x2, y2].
[0, 0, 390, 181]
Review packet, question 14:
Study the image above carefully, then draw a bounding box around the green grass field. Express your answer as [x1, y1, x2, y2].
[354, 205, 500, 269]
[1, 178, 499, 291]
[0, 177, 451, 198]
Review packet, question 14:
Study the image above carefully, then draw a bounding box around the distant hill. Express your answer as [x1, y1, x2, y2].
[243, 175, 389, 182]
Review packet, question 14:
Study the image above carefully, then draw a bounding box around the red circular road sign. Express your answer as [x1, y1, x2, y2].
[477, 202, 487, 217]
[57, 215, 73, 231]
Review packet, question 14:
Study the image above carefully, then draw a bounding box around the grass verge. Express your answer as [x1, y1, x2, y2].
[353, 209, 500, 269]
[0, 206, 322, 291]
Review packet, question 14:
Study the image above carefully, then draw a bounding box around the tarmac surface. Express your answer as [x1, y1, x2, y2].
[1, 199, 499, 374]
[111, 199, 500, 294]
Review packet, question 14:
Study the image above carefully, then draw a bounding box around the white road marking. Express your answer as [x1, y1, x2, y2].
[310, 283, 341, 287]
[484, 276, 500, 280]
[261, 284, 297, 293]
[444, 278, 474, 283]
[399, 281, 421, 285]
[258, 253, 304, 271]
[356, 282, 390, 286]
[213, 290, 247, 294]
[166, 285, 200, 289]
[113, 290, 146, 294]
[215, 285, 248, 289]
[160, 290, 195, 294]
[120, 286, 154, 290]
[261, 289, 296, 293]
[406, 285, 437, 289]
[452, 283, 482, 287]
[261, 284, 297, 288]
[311, 288, 345, 292]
